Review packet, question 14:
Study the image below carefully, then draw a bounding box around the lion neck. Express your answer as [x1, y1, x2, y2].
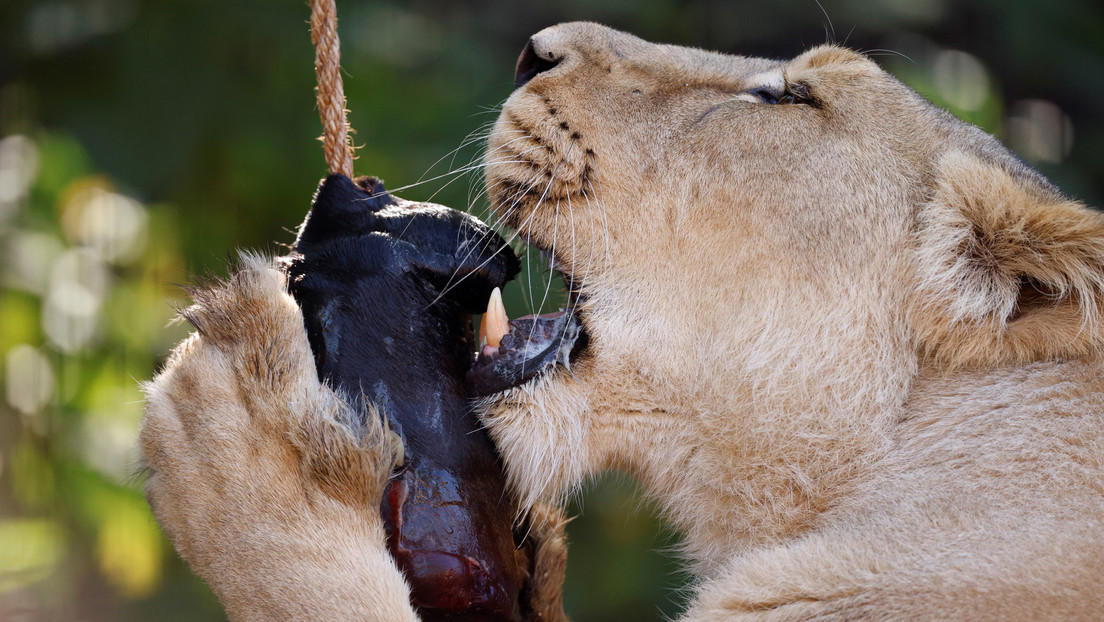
[584, 260, 918, 575]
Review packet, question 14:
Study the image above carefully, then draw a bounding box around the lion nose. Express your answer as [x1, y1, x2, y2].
[514, 37, 562, 89]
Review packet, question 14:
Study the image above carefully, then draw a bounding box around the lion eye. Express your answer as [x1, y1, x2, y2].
[733, 71, 812, 106]
[735, 70, 810, 106]
[741, 82, 812, 107]
[747, 85, 784, 104]
[744, 84, 804, 105]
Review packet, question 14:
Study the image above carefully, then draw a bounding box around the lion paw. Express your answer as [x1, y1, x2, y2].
[140, 255, 414, 621]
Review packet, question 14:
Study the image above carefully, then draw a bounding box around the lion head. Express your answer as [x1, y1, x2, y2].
[473, 22, 1104, 573]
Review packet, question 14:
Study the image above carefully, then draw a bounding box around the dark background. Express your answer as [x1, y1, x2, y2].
[1, 1, 1101, 620]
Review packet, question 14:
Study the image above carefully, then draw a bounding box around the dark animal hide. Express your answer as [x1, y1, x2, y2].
[284, 174, 530, 621]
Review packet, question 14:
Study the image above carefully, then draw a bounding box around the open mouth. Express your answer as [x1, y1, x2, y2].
[473, 102, 593, 397]
[466, 267, 587, 397]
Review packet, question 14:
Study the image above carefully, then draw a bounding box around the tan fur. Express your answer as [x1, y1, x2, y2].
[480, 22, 1104, 619]
[140, 255, 419, 621]
[914, 151, 1104, 368]
[141, 22, 1104, 621]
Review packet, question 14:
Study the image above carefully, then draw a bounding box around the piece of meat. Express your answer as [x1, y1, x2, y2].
[284, 174, 526, 621]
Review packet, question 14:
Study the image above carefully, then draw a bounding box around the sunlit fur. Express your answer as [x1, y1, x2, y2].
[479, 23, 1104, 619]
[140, 255, 417, 621]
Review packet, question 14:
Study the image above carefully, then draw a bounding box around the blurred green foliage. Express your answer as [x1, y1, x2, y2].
[1, 1, 1101, 620]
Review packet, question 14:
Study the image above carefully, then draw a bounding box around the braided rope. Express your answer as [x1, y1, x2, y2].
[310, 0, 355, 178]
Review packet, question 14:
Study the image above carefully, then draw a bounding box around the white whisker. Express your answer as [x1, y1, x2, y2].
[427, 170, 550, 306]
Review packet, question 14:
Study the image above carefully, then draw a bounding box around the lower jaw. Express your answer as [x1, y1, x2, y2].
[466, 308, 583, 397]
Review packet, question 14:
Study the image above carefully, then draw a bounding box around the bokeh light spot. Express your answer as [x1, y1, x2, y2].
[5, 344, 55, 415]
[1008, 99, 1075, 164]
[0, 135, 39, 225]
[42, 249, 110, 353]
[5, 232, 65, 296]
[96, 500, 163, 599]
[932, 50, 990, 112]
[43, 280, 101, 353]
[62, 186, 149, 265]
[78, 385, 143, 483]
[0, 518, 64, 593]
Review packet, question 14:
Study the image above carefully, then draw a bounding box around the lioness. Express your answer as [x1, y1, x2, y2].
[141, 22, 1104, 621]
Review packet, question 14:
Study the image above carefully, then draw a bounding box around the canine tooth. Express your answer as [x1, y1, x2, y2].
[480, 287, 509, 347]
[388, 430, 405, 468]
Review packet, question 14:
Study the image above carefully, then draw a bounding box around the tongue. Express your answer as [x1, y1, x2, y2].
[466, 292, 582, 397]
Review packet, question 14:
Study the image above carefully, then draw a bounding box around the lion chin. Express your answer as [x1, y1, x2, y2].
[142, 22, 1104, 622]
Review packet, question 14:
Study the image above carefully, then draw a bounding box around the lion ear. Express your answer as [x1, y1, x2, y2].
[913, 150, 1104, 368]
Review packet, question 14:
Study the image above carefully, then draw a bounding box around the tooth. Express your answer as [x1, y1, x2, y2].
[388, 430, 405, 468]
[480, 287, 509, 347]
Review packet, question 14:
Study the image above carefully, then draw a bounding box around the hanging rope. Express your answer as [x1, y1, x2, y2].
[310, 0, 355, 178]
